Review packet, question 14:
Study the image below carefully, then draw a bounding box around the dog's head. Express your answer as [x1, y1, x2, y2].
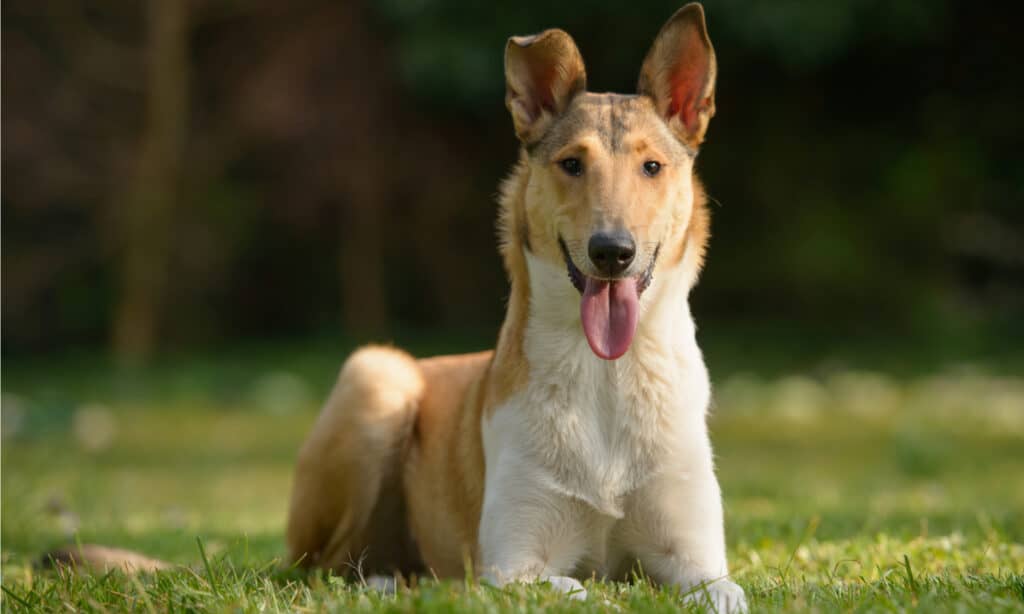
[504, 3, 717, 360]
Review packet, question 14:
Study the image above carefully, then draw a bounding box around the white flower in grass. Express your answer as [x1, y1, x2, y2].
[982, 376, 1024, 433]
[772, 375, 829, 422]
[250, 371, 312, 414]
[715, 373, 765, 415]
[73, 403, 117, 452]
[828, 371, 901, 418]
[1, 394, 26, 439]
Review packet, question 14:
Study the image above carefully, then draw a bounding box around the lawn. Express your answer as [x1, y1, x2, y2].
[2, 328, 1023, 611]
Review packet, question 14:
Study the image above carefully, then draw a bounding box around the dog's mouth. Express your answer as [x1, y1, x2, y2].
[559, 237, 660, 361]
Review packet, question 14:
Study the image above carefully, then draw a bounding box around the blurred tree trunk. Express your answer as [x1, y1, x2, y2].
[332, 1, 392, 336]
[112, 0, 189, 363]
[337, 176, 388, 334]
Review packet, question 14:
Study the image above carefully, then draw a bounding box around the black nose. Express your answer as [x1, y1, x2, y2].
[588, 230, 636, 277]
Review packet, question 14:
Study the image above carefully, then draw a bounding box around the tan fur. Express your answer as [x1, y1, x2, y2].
[286, 345, 425, 572]
[287, 5, 744, 610]
[402, 351, 491, 576]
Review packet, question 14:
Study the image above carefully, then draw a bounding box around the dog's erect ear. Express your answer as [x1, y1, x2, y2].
[505, 29, 587, 143]
[637, 3, 717, 147]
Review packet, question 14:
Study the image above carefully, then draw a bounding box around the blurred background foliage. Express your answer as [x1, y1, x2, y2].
[3, 0, 1022, 362]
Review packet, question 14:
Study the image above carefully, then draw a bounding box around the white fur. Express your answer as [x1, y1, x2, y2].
[479, 252, 747, 612]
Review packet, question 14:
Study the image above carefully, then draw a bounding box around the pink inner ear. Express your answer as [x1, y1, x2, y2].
[529, 65, 559, 113]
[669, 70, 701, 132]
[666, 31, 708, 133]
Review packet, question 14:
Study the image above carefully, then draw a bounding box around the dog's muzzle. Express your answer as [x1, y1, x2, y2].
[558, 237, 658, 295]
[558, 236, 660, 360]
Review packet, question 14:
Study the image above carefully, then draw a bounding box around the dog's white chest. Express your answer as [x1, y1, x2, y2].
[529, 351, 661, 515]
[485, 330, 708, 519]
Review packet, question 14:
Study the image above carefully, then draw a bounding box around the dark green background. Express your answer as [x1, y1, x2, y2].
[4, 1, 1021, 358]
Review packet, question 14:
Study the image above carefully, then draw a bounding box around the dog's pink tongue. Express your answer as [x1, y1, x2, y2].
[580, 277, 639, 360]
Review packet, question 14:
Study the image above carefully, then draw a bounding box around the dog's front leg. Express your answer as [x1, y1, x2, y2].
[620, 468, 748, 613]
[477, 458, 589, 600]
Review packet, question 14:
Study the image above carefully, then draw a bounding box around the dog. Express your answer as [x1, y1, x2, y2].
[285, 3, 746, 611]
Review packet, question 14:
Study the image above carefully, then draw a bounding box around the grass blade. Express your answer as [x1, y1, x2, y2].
[196, 536, 221, 598]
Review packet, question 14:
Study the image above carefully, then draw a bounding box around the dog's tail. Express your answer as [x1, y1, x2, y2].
[39, 544, 170, 573]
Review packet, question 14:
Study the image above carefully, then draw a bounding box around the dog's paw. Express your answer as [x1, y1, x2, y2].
[543, 575, 588, 600]
[683, 579, 747, 613]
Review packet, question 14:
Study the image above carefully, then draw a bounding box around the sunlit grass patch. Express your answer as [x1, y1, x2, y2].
[2, 342, 1022, 611]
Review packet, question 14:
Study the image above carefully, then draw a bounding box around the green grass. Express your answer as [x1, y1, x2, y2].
[2, 330, 1023, 611]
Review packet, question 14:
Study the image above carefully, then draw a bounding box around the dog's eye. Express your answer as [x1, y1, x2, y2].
[559, 157, 583, 177]
[643, 161, 662, 177]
